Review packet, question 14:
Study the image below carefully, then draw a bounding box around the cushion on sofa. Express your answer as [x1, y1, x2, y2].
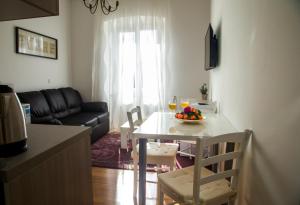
[42, 89, 69, 119]
[97, 112, 109, 123]
[17, 91, 54, 123]
[59, 112, 99, 127]
[59, 87, 82, 115]
[82, 102, 108, 113]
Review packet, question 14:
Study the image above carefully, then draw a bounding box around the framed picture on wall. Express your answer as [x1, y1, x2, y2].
[15, 27, 58, 60]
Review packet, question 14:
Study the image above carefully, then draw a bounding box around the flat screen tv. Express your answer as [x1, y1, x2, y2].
[205, 24, 218, 70]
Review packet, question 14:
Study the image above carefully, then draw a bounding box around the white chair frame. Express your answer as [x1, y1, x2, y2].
[127, 106, 178, 198]
[157, 130, 251, 205]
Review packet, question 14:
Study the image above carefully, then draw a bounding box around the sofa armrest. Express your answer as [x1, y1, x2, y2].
[82, 102, 108, 113]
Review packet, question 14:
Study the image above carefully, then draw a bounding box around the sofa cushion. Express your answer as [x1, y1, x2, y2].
[17, 91, 54, 123]
[97, 112, 109, 123]
[59, 87, 82, 115]
[82, 102, 108, 113]
[60, 112, 99, 127]
[42, 89, 69, 119]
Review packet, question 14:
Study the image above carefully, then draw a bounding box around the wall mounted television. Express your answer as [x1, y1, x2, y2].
[205, 24, 218, 70]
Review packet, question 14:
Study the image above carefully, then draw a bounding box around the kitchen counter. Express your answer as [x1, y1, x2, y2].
[0, 124, 93, 205]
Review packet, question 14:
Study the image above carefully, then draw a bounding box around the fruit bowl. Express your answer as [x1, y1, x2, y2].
[175, 106, 203, 123]
[176, 118, 202, 124]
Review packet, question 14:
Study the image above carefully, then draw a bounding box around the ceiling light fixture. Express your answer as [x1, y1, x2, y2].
[82, 0, 119, 15]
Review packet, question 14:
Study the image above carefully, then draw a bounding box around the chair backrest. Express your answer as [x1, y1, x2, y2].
[127, 106, 143, 132]
[192, 130, 251, 204]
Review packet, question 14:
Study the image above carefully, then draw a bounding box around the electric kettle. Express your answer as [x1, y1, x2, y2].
[0, 85, 27, 157]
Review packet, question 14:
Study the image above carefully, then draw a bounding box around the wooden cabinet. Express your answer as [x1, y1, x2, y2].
[21, 0, 59, 15]
[0, 0, 59, 21]
[0, 125, 93, 205]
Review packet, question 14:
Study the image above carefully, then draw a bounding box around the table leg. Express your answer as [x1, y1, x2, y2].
[138, 138, 147, 205]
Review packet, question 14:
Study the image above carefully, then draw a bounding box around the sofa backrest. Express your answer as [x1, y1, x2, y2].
[59, 87, 82, 115]
[18, 88, 84, 122]
[41, 89, 69, 119]
[17, 91, 54, 124]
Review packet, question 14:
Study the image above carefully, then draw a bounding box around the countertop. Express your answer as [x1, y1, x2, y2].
[0, 124, 91, 182]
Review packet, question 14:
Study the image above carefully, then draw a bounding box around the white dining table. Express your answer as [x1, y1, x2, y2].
[132, 112, 239, 205]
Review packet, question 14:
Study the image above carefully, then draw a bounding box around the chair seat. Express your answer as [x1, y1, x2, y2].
[135, 142, 178, 156]
[158, 166, 236, 204]
[132, 142, 178, 165]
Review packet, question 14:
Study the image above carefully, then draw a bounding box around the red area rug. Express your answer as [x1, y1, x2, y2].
[91, 132, 194, 170]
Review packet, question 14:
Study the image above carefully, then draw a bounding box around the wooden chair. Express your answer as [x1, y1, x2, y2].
[157, 131, 250, 205]
[127, 106, 179, 197]
[177, 140, 196, 158]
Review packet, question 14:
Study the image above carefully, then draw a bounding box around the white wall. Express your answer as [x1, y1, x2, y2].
[70, 0, 210, 101]
[71, 0, 95, 100]
[167, 0, 210, 100]
[210, 0, 300, 204]
[0, 0, 72, 92]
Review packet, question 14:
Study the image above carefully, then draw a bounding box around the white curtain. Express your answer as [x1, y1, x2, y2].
[92, 0, 171, 130]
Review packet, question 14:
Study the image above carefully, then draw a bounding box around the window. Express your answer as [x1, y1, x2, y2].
[101, 15, 166, 129]
[118, 29, 162, 105]
[119, 32, 136, 105]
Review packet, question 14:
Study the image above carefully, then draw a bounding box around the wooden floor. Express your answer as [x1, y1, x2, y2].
[92, 167, 174, 205]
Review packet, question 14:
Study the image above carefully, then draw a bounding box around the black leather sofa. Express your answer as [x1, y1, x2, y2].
[18, 87, 109, 143]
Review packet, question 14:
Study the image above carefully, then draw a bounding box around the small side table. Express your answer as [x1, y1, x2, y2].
[120, 122, 130, 149]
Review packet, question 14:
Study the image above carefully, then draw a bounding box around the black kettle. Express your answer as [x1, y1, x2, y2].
[0, 85, 27, 157]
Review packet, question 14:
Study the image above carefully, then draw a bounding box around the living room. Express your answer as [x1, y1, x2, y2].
[0, 0, 299, 205]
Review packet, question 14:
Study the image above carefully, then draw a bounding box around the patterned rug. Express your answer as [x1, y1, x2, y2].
[91, 132, 194, 170]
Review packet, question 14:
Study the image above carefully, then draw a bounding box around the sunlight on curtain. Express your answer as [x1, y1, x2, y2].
[119, 29, 162, 105]
[92, 0, 170, 130]
[119, 32, 136, 105]
[140, 30, 161, 105]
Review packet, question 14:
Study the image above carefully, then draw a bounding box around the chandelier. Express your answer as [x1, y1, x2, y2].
[83, 0, 119, 15]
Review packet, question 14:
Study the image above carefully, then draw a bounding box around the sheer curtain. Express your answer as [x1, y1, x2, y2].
[92, 0, 170, 130]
